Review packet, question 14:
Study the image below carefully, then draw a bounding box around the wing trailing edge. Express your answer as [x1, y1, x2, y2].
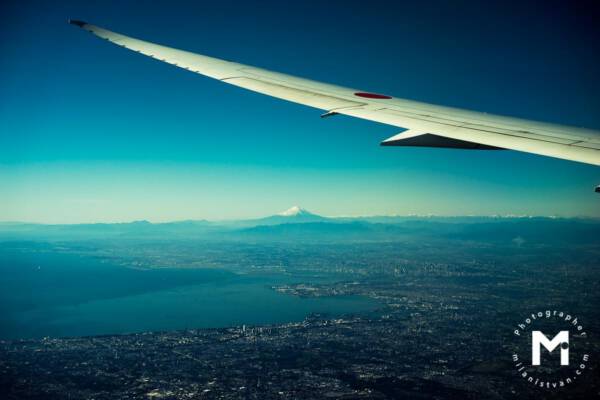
[381, 130, 503, 150]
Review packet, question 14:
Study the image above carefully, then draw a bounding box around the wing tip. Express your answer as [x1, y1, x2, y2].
[68, 19, 87, 28]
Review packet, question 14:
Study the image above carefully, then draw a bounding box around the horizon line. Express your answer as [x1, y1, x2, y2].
[1, 213, 598, 226]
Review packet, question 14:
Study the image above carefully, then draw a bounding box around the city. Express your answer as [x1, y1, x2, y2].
[1, 216, 598, 399]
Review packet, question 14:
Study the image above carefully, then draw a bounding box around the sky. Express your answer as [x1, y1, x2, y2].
[1, 0, 600, 223]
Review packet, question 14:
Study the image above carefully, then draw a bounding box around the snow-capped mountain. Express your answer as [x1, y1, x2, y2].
[277, 206, 312, 217]
[252, 206, 327, 225]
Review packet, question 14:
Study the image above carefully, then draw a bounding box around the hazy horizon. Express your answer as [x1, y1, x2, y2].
[1, 205, 598, 226]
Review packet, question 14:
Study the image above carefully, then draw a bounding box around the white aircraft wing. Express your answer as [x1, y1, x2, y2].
[70, 20, 600, 168]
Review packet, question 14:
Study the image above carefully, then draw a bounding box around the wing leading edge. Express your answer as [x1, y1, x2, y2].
[69, 20, 600, 167]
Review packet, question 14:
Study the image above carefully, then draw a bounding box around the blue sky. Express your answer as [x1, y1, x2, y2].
[1, 0, 600, 222]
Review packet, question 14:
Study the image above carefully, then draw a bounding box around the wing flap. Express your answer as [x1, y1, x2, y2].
[381, 130, 503, 150]
[339, 107, 600, 165]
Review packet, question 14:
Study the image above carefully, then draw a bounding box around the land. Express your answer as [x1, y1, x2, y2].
[0, 214, 599, 399]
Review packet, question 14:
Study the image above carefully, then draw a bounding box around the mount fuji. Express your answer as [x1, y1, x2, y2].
[251, 206, 328, 225]
[277, 206, 314, 217]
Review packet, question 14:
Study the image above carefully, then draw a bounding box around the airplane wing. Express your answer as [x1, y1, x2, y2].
[70, 20, 600, 168]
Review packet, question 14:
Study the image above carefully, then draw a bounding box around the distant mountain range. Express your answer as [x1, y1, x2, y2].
[2, 206, 593, 228]
[0, 207, 599, 244]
